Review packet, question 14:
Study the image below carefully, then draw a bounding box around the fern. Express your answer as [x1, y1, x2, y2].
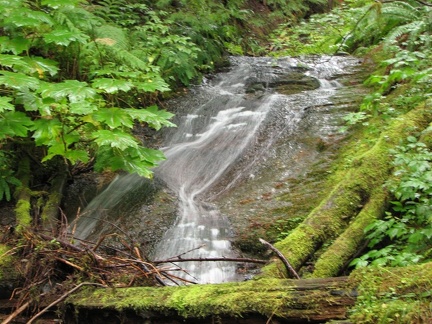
[0, 152, 21, 202]
[343, 0, 430, 51]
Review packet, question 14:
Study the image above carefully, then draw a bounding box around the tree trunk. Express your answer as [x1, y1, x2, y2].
[260, 104, 432, 278]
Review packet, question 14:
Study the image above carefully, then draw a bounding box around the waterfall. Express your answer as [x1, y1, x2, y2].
[71, 55, 362, 284]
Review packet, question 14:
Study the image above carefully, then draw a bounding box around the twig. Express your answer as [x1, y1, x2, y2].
[165, 244, 206, 260]
[1, 301, 31, 324]
[26, 282, 106, 324]
[259, 238, 300, 279]
[153, 257, 268, 264]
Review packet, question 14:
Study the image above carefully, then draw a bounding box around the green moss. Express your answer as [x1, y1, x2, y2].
[260, 103, 432, 278]
[0, 244, 16, 280]
[15, 198, 31, 231]
[312, 188, 388, 278]
[349, 263, 432, 323]
[68, 277, 355, 320]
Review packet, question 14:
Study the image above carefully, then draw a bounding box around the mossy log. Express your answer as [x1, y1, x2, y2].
[64, 262, 431, 323]
[261, 104, 432, 278]
[66, 277, 357, 323]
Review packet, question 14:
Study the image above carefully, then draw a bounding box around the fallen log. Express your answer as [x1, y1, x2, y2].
[66, 276, 357, 323]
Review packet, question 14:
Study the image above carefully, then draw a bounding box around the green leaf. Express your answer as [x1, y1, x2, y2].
[0, 36, 30, 55]
[135, 78, 170, 92]
[0, 178, 11, 201]
[0, 54, 29, 70]
[21, 56, 59, 77]
[43, 144, 89, 164]
[0, 96, 15, 112]
[0, 111, 33, 139]
[15, 89, 44, 112]
[64, 149, 89, 164]
[4, 8, 53, 28]
[31, 118, 62, 145]
[43, 28, 89, 46]
[125, 105, 175, 130]
[92, 78, 134, 93]
[42, 0, 85, 9]
[39, 80, 96, 102]
[93, 108, 134, 129]
[0, 71, 40, 90]
[69, 101, 98, 115]
[93, 130, 139, 150]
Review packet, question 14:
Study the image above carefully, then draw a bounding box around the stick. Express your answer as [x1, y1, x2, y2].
[1, 301, 30, 324]
[259, 238, 300, 279]
[153, 257, 268, 264]
[26, 282, 106, 324]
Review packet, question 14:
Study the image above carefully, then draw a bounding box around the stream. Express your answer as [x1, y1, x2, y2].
[71, 55, 365, 284]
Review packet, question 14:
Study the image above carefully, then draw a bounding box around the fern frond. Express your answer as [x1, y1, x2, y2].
[385, 20, 426, 47]
[94, 25, 129, 50]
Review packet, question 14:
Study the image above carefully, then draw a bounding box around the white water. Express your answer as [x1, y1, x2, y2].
[72, 55, 360, 284]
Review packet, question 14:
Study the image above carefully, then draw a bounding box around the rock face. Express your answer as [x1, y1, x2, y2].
[245, 71, 321, 95]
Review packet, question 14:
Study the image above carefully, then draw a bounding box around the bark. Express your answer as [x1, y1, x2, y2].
[261, 104, 432, 278]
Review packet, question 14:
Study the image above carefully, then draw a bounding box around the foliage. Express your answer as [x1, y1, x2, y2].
[0, 152, 21, 201]
[0, 0, 177, 203]
[268, 1, 366, 55]
[350, 135, 432, 268]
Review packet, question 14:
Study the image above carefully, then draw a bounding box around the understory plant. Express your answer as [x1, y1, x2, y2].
[351, 134, 432, 268]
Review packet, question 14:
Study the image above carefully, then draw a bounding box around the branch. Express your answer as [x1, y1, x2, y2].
[26, 282, 106, 324]
[153, 257, 268, 265]
[259, 238, 300, 279]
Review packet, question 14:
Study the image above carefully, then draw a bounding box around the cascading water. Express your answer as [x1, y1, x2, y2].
[71, 55, 362, 284]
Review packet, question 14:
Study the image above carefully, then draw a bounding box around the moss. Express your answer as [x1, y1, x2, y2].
[0, 244, 12, 279]
[348, 263, 432, 323]
[312, 187, 389, 278]
[260, 103, 432, 278]
[15, 197, 31, 231]
[68, 277, 355, 320]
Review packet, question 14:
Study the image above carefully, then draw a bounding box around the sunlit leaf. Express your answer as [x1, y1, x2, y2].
[0, 36, 30, 54]
[69, 101, 98, 115]
[31, 118, 62, 145]
[0, 111, 33, 139]
[0, 96, 15, 112]
[0, 71, 40, 90]
[93, 130, 138, 150]
[4, 8, 53, 27]
[43, 28, 89, 46]
[125, 105, 175, 130]
[64, 149, 89, 164]
[39, 80, 96, 102]
[92, 78, 134, 93]
[93, 108, 134, 129]
[21, 56, 59, 77]
[42, 0, 85, 9]
[135, 78, 170, 92]
[15, 89, 44, 112]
